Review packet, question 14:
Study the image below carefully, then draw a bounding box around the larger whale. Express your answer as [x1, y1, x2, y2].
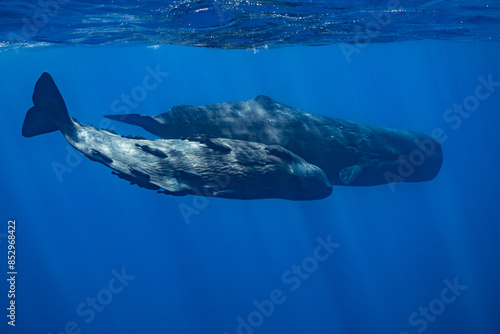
[105, 95, 443, 186]
[22, 73, 332, 200]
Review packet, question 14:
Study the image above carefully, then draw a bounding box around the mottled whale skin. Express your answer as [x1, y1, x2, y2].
[105, 95, 443, 186]
[22, 73, 332, 200]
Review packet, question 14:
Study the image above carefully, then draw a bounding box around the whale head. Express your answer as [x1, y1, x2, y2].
[340, 130, 443, 187]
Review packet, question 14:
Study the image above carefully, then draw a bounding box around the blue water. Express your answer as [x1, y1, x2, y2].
[1, 2, 500, 334]
[1, 0, 500, 49]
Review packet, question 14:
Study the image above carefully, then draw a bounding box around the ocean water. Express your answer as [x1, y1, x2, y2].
[1, 1, 500, 334]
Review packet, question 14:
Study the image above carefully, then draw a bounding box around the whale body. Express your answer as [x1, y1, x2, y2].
[22, 73, 332, 200]
[105, 95, 443, 186]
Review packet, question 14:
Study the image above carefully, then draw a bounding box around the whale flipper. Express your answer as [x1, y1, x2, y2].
[339, 165, 363, 185]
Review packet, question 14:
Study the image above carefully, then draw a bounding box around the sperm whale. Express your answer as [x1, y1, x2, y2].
[105, 95, 443, 186]
[22, 73, 332, 201]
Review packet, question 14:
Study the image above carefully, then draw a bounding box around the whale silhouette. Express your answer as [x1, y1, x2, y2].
[105, 95, 443, 186]
[22, 73, 332, 200]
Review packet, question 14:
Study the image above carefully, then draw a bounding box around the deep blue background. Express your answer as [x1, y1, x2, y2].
[1, 40, 500, 334]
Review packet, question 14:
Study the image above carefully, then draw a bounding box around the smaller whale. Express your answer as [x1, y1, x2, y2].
[22, 73, 332, 201]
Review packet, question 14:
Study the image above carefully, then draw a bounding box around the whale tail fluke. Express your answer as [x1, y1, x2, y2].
[104, 113, 168, 139]
[104, 113, 150, 127]
[22, 72, 72, 138]
[104, 113, 160, 133]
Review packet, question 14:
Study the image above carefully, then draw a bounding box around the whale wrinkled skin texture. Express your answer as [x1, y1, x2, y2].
[105, 95, 443, 186]
[22, 73, 332, 201]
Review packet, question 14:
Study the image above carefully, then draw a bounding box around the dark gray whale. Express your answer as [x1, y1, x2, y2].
[22, 73, 332, 200]
[105, 95, 443, 186]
